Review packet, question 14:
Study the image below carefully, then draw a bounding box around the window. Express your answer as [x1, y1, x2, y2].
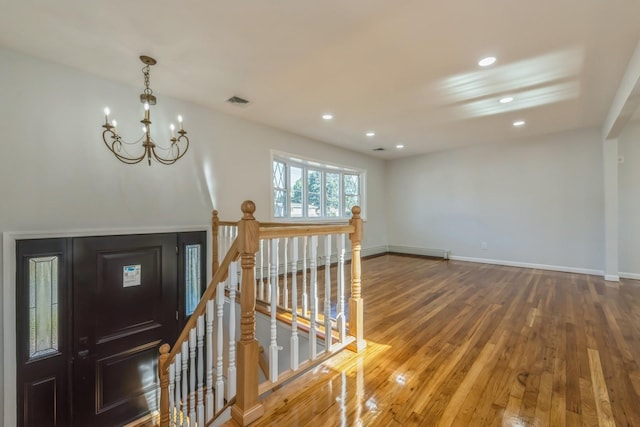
[272, 153, 365, 220]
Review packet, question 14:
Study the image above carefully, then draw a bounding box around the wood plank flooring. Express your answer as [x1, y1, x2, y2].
[232, 254, 640, 426]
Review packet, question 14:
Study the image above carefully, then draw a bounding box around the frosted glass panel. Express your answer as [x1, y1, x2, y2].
[28, 256, 59, 360]
[185, 244, 201, 316]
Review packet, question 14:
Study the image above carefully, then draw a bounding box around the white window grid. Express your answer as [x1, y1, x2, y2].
[272, 154, 364, 220]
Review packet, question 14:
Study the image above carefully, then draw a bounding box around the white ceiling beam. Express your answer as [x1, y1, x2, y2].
[603, 40, 640, 140]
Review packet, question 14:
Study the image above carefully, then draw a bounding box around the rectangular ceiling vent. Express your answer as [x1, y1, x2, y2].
[226, 96, 250, 106]
[372, 147, 385, 151]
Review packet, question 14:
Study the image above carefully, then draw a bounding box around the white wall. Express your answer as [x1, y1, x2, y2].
[0, 48, 387, 424]
[386, 128, 605, 272]
[619, 120, 640, 277]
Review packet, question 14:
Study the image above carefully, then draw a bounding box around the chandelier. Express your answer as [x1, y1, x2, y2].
[101, 55, 189, 166]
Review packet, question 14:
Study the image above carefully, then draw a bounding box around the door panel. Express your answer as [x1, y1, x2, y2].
[95, 341, 160, 414]
[16, 238, 70, 427]
[73, 234, 178, 427]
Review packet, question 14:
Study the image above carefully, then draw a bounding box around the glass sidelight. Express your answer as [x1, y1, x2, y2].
[28, 256, 60, 360]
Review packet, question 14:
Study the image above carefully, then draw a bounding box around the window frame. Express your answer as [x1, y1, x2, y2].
[271, 151, 366, 222]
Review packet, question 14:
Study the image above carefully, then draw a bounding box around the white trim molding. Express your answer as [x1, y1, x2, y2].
[361, 245, 388, 258]
[385, 245, 604, 277]
[604, 274, 620, 282]
[619, 272, 640, 281]
[450, 255, 604, 277]
[387, 245, 448, 259]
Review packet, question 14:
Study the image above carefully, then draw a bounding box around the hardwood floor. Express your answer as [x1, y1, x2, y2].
[234, 254, 640, 426]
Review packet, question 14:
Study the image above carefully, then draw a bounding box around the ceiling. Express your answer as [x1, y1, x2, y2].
[1, 0, 639, 158]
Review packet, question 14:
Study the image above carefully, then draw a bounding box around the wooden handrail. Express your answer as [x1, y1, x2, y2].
[219, 220, 351, 227]
[259, 224, 354, 239]
[259, 220, 350, 227]
[163, 239, 240, 372]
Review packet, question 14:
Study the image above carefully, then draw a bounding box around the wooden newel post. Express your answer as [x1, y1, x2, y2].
[348, 206, 367, 352]
[158, 343, 171, 427]
[212, 209, 219, 276]
[231, 201, 264, 426]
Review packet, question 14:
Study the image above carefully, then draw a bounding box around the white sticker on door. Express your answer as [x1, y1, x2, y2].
[123, 264, 142, 287]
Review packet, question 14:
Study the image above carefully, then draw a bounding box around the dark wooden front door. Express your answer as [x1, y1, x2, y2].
[16, 231, 205, 427]
[72, 234, 178, 426]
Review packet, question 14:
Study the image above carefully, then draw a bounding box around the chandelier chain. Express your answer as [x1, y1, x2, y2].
[142, 64, 153, 97]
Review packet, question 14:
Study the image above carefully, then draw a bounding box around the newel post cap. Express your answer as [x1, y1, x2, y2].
[241, 200, 256, 220]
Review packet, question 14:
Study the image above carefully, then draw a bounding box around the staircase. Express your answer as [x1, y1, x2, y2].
[156, 200, 366, 426]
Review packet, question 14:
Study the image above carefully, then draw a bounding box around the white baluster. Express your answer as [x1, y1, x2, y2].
[169, 362, 175, 427]
[181, 342, 188, 427]
[215, 282, 224, 412]
[290, 237, 299, 371]
[221, 226, 227, 261]
[175, 353, 182, 427]
[337, 233, 346, 343]
[205, 300, 214, 422]
[227, 260, 237, 400]
[302, 235, 308, 315]
[283, 237, 289, 309]
[189, 328, 196, 427]
[196, 316, 204, 427]
[309, 235, 318, 360]
[259, 239, 265, 301]
[269, 238, 280, 382]
[266, 240, 272, 304]
[324, 234, 332, 353]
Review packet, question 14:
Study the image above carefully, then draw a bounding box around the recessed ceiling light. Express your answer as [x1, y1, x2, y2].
[322, 114, 333, 120]
[499, 96, 514, 103]
[513, 120, 526, 127]
[366, 131, 375, 137]
[396, 144, 404, 149]
[478, 56, 497, 67]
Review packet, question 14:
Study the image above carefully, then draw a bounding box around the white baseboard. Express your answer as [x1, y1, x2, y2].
[604, 274, 620, 282]
[449, 255, 604, 277]
[619, 272, 640, 281]
[361, 245, 388, 258]
[387, 245, 447, 258]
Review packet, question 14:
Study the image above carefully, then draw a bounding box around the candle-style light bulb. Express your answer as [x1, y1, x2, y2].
[142, 125, 147, 133]
[104, 107, 110, 124]
[112, 119, 118, 135]
[178, 115, 183, 131]
[170, 123, 175, 138]
[144, 102, 150, 111]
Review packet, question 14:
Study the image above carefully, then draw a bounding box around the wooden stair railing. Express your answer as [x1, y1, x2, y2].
[214, 205, 366, 393]
[158, 239, 240, 427]
[159, 201, 365, 427]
